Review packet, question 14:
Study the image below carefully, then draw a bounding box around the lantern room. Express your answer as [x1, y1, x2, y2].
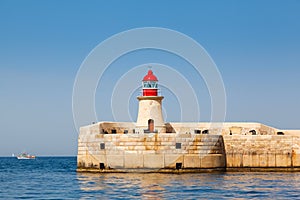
[142, 69, 158, 96]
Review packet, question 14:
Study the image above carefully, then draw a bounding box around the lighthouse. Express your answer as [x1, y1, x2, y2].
[136, 69, 165, 133]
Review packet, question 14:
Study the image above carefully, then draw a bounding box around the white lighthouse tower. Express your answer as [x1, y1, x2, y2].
[136, 69, 165, 133]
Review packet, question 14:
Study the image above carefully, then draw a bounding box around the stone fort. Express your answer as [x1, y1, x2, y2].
[77, 69, 300, 172]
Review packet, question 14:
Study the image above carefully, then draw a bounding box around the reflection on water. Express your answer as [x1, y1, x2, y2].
[2, 157, 299, 199]
[77, 172, 300, 199]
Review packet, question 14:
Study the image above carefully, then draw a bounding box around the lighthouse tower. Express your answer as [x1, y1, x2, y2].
[136, 69, 165, 133]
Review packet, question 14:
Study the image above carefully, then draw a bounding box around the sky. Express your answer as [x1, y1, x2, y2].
[0, 0, 300, 156]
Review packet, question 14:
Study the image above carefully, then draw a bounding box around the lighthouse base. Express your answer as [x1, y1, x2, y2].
[134, 126, 166, 134]
[136, 96, 165, 133]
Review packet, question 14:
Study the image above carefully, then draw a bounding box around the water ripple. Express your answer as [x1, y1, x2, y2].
[1, 157, 300, 199]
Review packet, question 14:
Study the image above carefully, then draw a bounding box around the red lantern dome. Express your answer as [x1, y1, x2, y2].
[142, 69, 158, 96]
[143, 70, 158, 81]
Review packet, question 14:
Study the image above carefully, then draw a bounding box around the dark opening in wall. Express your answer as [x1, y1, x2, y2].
[100, 143, 105, 150]
[99, 163, 105, 169]
[194, 129, 201, 134]
[277, 132, 284, 135]
[148, 119, 154, 132]
[202, 130, 209, 134]
[250, 130, 256, 135]
[176, 163, 182, 169]
[133, 129, 135, 134]
[124, 130, 128, 134]
[79, 162, 85, 168]
[176, 143, 181, 149]
[111, 129, 117, 134]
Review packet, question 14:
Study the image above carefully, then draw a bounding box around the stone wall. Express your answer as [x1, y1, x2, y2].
[80, 122, 136, 134]
[77, 122, 300, 172]
[166, 122, 277, 135]
[224, 135, 300, 170]
[77, 132, 226, 172]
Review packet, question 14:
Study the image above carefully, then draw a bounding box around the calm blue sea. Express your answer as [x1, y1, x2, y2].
[0, 157, 300, 199]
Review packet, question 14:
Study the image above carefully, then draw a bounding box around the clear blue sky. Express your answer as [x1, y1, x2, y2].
[1, 0, 299, 156]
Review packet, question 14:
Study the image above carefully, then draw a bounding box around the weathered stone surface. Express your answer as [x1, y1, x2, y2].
[164, 154, 183, 168]
[124, 154, 143, 168]
[144, 154, 164, 168]
[276, 154, 291, 167]
[184, 155, 201, 168]
[77, 122, 300, 172]
[107, 155, 124, 168]
[292, 152, 300, 166]
[201, 154, 225, 168]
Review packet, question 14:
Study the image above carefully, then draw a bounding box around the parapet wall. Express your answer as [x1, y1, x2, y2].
[167, 122, 277, 135]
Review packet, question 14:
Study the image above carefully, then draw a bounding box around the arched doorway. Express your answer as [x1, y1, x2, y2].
[148, 119, 154, 132]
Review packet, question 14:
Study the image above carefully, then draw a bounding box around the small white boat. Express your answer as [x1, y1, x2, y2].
[16, 153, 36, 159]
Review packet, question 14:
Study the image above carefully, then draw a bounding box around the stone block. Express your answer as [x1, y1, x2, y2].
[251, 154, 260, 167]
[143, 154, 164, 168]
[242, 154, 251, 167]
[292, 152, 300, 167]
[124, 154, 143, 168]
[185, 146, 197, 150]
[106, 149, 124, 155]
[259, 154, 268, 167]
[276, 154, 291, 167]
[161, 142, 174, 146]
[201, 154, 225, 168]
[144, 142, 156, 146]
[267, 154, 276, 167]
[225, 153, 233, 167]
[183, 155, 200, 168]
[228, 153, 243, 167]
[142, 150, 156, 154]
[107, 155, 124, 168]
[164, 154, 183, 168]
[134, 146, 146, 150]
[190, 150, 209, 154]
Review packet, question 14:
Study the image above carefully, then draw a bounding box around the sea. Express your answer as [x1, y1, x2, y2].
[0, 157, 300, 199]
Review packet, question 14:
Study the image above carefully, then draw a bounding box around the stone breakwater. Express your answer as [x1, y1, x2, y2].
[77, 122, 300, 173]
[224, 135, 300, 171]
[78, 133, 226, 172]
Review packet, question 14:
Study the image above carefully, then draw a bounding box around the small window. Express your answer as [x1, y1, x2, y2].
[124, 130, 128, 134]
[250, 130, 256, 135]
[202, 130, 209, 134]
[99, 163, 105, 169]
[176, 163, 182, 169]
[111, 129, 116, 134]
[100, 143, 105, 150]
[176, 143, 181, 149]
[194, 129, 201, 134]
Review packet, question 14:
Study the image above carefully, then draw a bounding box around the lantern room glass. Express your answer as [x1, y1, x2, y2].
[143, 81, 158, 89]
